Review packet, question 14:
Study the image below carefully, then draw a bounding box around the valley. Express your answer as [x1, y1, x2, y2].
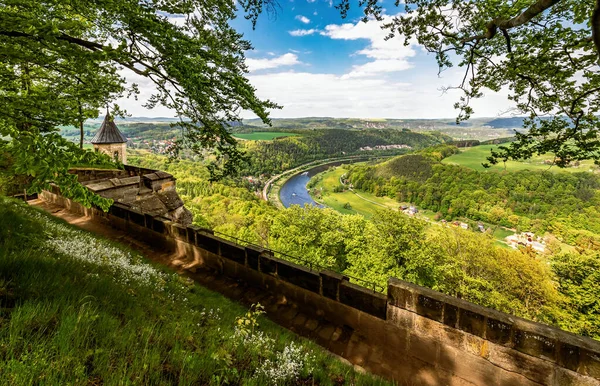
[306, 166, 398, 217]
[121, 127, 600, 341]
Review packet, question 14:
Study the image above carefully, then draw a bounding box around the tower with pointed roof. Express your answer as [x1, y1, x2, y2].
[91, 112, 128, 164]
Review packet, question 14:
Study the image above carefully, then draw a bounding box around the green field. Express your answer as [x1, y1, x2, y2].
[443, 145, 599, 173]
[233, 132, 297, 141]
[493, 227, 516, 240]
[311, 167, 399, 218]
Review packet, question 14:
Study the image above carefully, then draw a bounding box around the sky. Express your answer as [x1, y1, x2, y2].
[117, 0, 515, 120]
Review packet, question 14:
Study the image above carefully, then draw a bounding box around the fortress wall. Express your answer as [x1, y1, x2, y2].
[68, 168, 128, 182]
[38, 189, 600, 386]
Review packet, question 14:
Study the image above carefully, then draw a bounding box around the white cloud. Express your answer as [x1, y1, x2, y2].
[112, 66, 513, 119]
[313, 11, 318, 15]
[245, 53, 302, 71]
[341, 60, 412, 79]
[244, 70, 513, 119]
[321, 15, 417, 78]
[295, 15, 310, 24]
[289, 29, 319, 37]
[113, 68, 175, 118]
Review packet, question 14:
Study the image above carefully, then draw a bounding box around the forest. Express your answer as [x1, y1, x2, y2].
[346, 149, 600, 248]
[59, 123, 450, 175]
[128, 150, 600, 341]
[239, 129, 450, 175]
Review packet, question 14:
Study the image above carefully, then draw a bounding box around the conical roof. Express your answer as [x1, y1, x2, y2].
[91, 113, 127, 144]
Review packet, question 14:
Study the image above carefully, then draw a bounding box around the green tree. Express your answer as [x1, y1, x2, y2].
[347, 0, 600, 166]
[369, 210, 432, 284]
[269, 206, 348, 271]
[0, 0, 277, 202]
[427, 228, 561, 320]
[551, 251, 600, 338]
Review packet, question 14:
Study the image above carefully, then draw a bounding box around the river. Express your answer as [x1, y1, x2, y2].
[279, 160, 356, 208]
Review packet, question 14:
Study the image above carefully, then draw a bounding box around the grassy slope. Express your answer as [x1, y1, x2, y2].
[0, 197, 389, 386]
[232, 132, 298, 141]
[310, 167, 520, 246]
[443, 145, 599, 173]
[311, 167, 398, 218]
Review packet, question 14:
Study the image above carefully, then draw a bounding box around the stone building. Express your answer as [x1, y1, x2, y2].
[91, 113, 128, 164]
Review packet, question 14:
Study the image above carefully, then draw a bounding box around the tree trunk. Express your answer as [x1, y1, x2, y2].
[78, 103, 84, 149]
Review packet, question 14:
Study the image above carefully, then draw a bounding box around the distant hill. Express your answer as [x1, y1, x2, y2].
[485, 116, 576, 129]
[240, 128, 451, 175]
[79, 116, 533, 131]
[485, 117, 526, 129]
[241, 117, 529, 131]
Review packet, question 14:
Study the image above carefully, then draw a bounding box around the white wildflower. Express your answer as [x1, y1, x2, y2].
[254, 342, 307, 383]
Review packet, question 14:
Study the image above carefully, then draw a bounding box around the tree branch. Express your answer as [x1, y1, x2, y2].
[494, 0, 562, 30]
[593, 0, 600, 62]
[0, 29, 174, 80]
[461, 0, 563, 44]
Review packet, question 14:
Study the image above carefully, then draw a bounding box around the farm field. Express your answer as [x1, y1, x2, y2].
[232, 132, 298, 141]
[443, 145, 599, 173]
[310, 167, 399, 218]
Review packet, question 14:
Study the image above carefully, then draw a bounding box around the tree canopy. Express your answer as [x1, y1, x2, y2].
[347, 0, 600, 166]
[0, 0, 277, 198]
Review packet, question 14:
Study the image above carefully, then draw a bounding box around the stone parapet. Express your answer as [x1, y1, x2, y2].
[387, 278, 600, 385]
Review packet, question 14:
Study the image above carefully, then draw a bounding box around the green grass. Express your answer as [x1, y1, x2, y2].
[493, 227, 515, 240]
[443, 145, 599, 173]
[0, 197, 390, 386]
[419, 210, 438, 222]
[232, 132, 298, 141]
[493, 240, 512, 250]
[311, 167, 399, 218]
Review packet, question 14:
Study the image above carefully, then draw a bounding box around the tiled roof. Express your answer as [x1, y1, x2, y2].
[91, 114, 127, 144]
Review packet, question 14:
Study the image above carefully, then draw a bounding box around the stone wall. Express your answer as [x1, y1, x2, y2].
[38, 189, 600, 386]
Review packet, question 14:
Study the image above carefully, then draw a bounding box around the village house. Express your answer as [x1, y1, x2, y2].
[505, 232, 546, 253]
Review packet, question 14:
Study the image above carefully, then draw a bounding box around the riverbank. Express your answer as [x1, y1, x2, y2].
[308, 167, 398, 218]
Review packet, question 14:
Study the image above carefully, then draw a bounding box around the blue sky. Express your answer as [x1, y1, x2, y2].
[119, 0, 514, 119]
